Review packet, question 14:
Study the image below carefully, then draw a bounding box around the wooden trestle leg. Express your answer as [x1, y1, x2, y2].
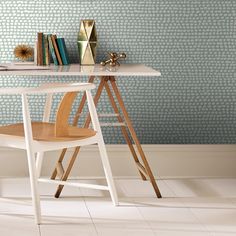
[51, 75, 162, 198]
[104, 77, 146, 181]
[109, 76, 161, 198]
[51, 76, 96, 180]
[51, 76, 104, 198]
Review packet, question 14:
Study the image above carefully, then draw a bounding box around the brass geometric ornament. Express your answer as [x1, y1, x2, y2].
[78, 20, 97, 65]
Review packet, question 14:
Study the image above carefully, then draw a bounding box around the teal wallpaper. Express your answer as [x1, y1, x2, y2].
[0, 0, 235, 144]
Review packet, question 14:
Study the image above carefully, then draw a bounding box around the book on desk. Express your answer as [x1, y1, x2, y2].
[37, 32, 70, 66]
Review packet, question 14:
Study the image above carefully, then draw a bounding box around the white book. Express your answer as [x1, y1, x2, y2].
[0, 63, 50, 71]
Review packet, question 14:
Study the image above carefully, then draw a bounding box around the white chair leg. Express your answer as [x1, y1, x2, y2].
[22, 94, 42, 224]
[26, 148, 42, 224]
[35, 93, 51, 178]
[86, 90, 118, 206]
[36, 152, 44, 178]
[97, 139, 119, 206]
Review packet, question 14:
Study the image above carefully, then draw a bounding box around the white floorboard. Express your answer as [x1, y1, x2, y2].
[40, 195, 97, 236]
[84, 197, 153, 236]
[0, 178, 236, 236]
[0, 215, 40, 236]
[0, 198, 40, 236]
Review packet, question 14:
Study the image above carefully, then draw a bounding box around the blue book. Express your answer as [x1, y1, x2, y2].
[56, 38, 70, 65]
[48, 35, 58, 65]
[42, 34, 46, 65]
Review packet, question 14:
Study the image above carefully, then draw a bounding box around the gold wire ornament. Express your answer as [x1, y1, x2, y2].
[14, 44, 34, 61]
[100, 52, 126, 67]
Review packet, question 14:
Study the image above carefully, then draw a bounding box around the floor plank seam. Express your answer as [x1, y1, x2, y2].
[82, 195, 99, 236]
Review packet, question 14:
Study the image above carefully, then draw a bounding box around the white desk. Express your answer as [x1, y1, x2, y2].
[0, 63, 162, 198]
[0, 63, 161, 77]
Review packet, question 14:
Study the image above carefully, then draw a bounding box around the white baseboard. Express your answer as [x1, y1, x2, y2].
[0, 144, 236, 179]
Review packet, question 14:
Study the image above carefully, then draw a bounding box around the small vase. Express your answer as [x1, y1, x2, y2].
[77, 20, 97, 65]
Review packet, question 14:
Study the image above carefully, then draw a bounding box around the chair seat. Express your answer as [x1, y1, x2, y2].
[0, 122, 96, 141]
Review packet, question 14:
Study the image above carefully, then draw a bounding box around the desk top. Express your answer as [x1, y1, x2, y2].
[0, 63, 161, 77]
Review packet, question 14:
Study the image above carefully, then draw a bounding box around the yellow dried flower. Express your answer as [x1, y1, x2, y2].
[14, 44, 33, 61]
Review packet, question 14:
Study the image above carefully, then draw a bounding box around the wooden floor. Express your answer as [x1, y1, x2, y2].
[0, 178, 236, 236]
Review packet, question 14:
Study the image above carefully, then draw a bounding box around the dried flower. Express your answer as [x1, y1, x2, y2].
[14, 44, 33, 61]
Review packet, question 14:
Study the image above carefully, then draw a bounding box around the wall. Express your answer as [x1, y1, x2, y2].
[0, 0, 235, 144]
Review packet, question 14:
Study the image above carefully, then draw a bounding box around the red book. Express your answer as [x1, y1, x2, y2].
[51, 35, 63, 65]
[37, 32, 43, 66]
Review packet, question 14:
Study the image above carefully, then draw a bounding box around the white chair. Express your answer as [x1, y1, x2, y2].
[0, 82, 118, 224]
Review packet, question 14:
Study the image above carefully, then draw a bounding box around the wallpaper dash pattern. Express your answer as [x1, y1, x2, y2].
[0, 0, 235, 144]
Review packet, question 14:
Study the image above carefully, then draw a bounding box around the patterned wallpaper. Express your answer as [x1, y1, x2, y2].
[0, 0, 235, 144]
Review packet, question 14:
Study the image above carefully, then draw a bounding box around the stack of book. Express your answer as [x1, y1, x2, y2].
[36, 32, 70, 66]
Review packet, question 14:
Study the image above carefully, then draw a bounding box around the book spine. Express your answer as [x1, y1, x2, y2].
[51, 35, 63, 65]
[48, 35, 58, 65]
[42, 34, 46, 65]
[34, 41, 37, 65]
[37, 32, 43, 66]
[57, 38, 70, 65]
[44, 35, 49, 65]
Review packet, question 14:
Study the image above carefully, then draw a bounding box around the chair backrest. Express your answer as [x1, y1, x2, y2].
[0, 82, 96, 139]
[55, 91, 78, 137]
[39, 83, 96, 137]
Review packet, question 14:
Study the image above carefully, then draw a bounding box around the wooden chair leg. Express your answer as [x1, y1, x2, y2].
[53, 77, 106, 198]
[109, 76, 162, 198]
[104, 78, 147, 180]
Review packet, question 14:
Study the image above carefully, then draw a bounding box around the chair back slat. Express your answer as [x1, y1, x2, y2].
[55, 92, 77, 137]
